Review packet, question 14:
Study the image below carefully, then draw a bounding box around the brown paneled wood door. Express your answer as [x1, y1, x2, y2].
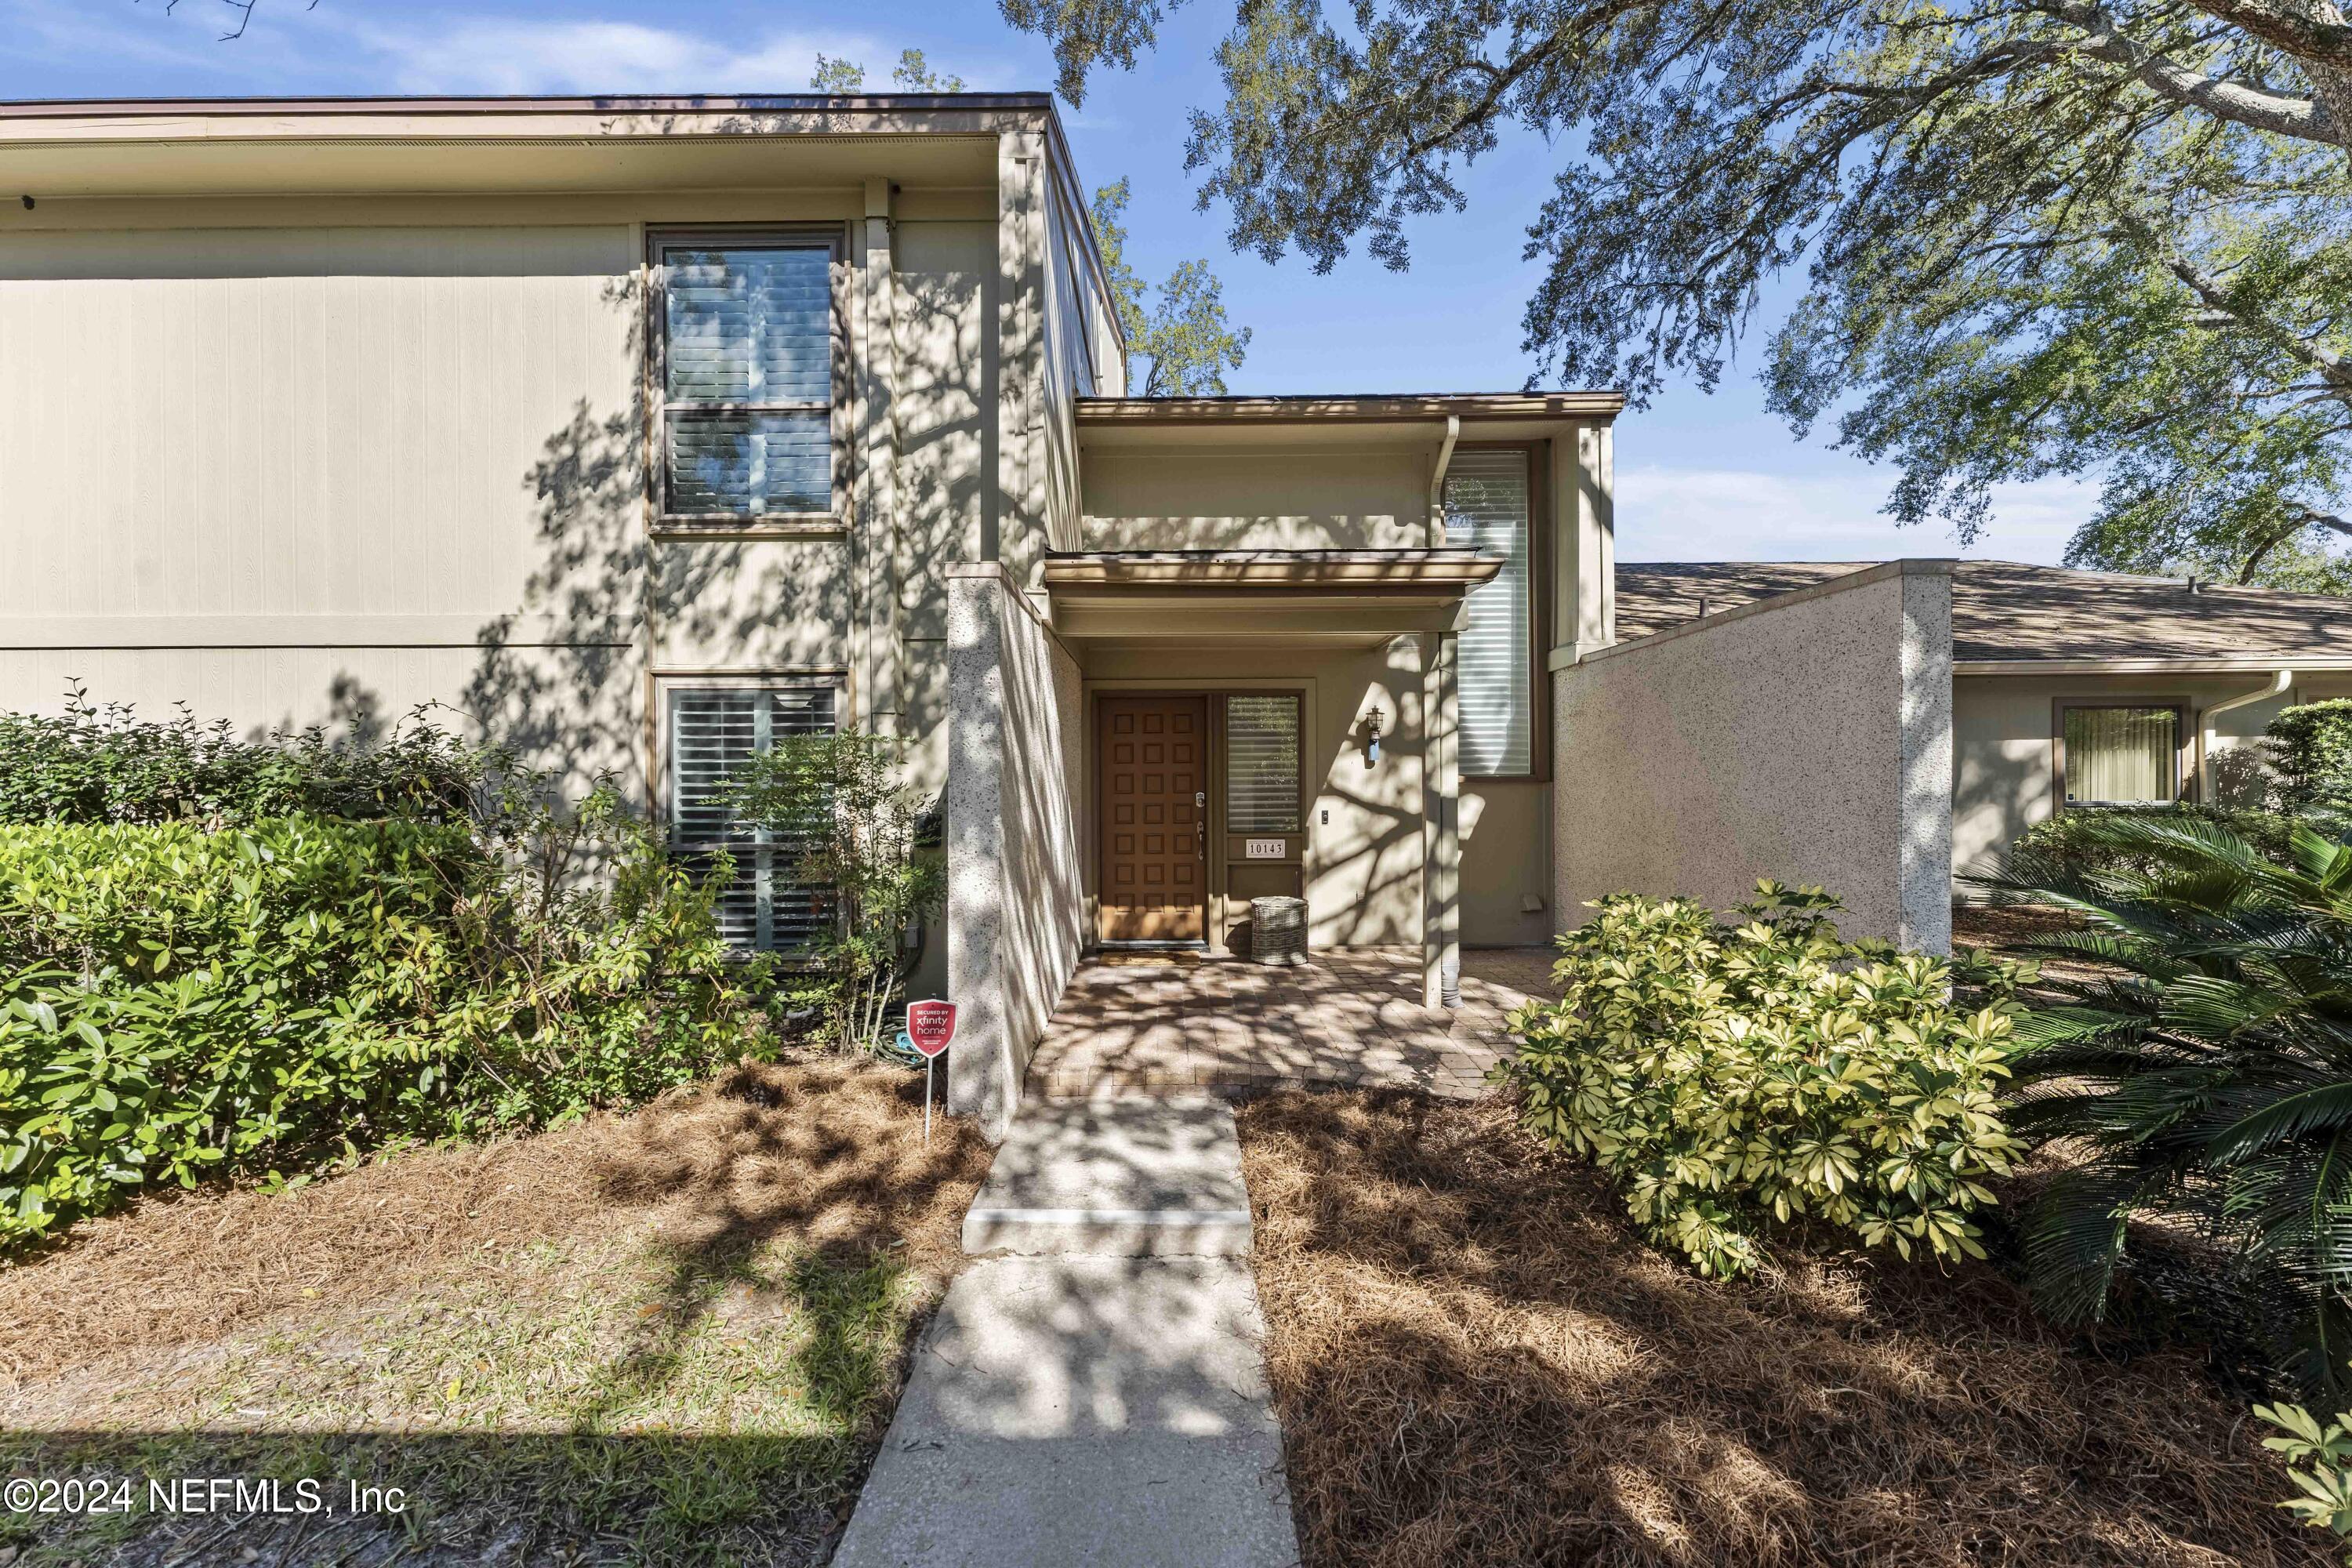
[1097, 695, 1209, 942]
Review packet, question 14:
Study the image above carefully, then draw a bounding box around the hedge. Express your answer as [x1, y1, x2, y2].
[0, 815, 758, 1249]
[0, 687, 478, 827]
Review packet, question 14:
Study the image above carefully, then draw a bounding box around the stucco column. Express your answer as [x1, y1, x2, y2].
[1896, 565, 1956, 954]
[946, 568, 1014, 1135]
[1421, 628, 1461, 1008]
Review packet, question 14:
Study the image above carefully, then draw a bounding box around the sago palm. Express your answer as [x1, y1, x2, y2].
[1969, 811, 2352, 1398]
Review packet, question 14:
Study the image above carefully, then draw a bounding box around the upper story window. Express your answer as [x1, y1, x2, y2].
[652, 233, 837, 524]
[1443, 448, 1535, 777]
[2061, 704, 2182, 805]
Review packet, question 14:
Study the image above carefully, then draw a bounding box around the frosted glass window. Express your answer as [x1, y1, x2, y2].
[657, 241, 833, 518]
[1443, 448, 1534, 775]
[2063, 706, 2179, 804]
[1226, 695, 1302, 833]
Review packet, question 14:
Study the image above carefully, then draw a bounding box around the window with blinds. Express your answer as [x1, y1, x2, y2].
[1226, 695, 1302, 834]
[668, 686, 837, 951]
[656, 238, 833, 519]
[1443, 448, 1534, 775]
[2063, 706, 2180, 804]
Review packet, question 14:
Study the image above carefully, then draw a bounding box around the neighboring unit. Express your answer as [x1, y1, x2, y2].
[1601, 561, 2352, 923]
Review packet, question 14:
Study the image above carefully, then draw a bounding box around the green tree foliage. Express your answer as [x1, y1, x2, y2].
[1973, 812, 2352, 1398]
[1002, 0, 2352, 586]
[1504, 883, 2025, 1279]
[2273, 699, 2352, 813]
[808, 49, 967, 93]
[723, 730, 943, 1055]
[1088, 177, 1253, 395]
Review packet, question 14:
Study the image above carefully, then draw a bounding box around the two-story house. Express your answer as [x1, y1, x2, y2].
[0, 93, 1620, 1131]
[16, 93, 2346, 1136]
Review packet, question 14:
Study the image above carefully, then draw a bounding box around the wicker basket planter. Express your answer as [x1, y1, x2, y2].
[1249, 895, 1310, 967]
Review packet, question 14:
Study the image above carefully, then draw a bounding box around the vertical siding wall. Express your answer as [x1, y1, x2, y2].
[1552, 561, 1955, 950]
[944, 564, 1084, 1137]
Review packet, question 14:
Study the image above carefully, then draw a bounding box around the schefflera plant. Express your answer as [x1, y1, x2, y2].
[1503, 883, 2027, 1279]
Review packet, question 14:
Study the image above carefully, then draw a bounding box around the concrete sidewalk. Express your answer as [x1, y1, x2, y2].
[831, 1099, 1299, 1568]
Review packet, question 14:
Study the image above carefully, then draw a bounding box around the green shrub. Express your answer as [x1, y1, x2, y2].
[2010, 801, 2302, 877]
[0, 804, 762, 1250]
[1969, 811, 2352, 1399]
[724, 728, 943, 1054]
[2269, 699, 2352, 815]
[0, 684, 479, 827]
[2256, 1399, 2352, 1560]
[1503, 883, 2025, 1279]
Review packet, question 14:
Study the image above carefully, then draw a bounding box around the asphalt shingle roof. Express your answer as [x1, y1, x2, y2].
[1613, 560, 2352, 662]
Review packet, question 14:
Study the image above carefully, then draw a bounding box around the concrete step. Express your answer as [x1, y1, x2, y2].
[960, 1097, 1254, 1258]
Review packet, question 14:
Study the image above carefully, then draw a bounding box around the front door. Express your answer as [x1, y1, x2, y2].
[1097, 694, 1209, 942]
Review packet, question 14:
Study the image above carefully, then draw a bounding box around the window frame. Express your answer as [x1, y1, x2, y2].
[656, 673, 846, 956]
[1440, 440, 1552, 782]
[644, 225, 850, 535]
[1221, 691, 1307, 837]
[2052, 697, 2191, 808]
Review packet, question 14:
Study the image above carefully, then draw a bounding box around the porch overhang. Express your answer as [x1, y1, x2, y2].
[1042, 548, 1499, 643]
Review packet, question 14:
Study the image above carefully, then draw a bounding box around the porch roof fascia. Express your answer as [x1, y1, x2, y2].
[1042, 548, 1502, 592]
[1042, 549, 1497, 641]
[1073, 393, 1625, 427]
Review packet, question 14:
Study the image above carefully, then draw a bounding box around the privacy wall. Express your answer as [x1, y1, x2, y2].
[944, 565, 1086, 1138]
[1551, 561, 1955, 950]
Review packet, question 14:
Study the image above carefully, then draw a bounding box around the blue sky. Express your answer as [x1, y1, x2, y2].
[2, 0, 2095, 564]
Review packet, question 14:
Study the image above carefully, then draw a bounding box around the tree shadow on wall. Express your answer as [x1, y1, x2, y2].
[462, 274, 849, 804]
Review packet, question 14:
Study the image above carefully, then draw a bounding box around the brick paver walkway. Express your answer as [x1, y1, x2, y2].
[1026, 946, 1559, 1101]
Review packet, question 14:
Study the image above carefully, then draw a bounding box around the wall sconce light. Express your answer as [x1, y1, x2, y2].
[1363, 706, 1385, 767]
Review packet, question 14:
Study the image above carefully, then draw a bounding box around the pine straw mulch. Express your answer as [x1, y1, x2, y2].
[1235, 1087, 2328, 1568]
[0, 1059, 992, 1568]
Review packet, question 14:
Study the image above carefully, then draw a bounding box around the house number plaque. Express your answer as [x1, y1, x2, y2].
[1244, 838, 1285, 860]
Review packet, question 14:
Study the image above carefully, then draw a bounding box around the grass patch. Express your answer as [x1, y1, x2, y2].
[1236, 1087, 2327, 1567]
[0, 1059, 989, 1567]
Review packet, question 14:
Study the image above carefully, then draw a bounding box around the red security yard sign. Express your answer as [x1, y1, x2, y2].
[905, 1001, 956, 1144]
[906, 1001, 956, 1059]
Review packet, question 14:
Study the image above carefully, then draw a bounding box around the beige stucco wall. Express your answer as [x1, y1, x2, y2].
[0, 191, 1022, 804]
[1552, 562, 1955, 950]
[1078, 449, 1431, 551]
[1952, 670, 2352, 877]
[1461, 780, 1553, 946]
[944, 565, 1085, 1135]
[0, 225, 640, 627]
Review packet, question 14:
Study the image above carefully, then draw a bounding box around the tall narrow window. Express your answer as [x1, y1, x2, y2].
[669, 687, 837, 950]
[1443, 448, 1534, 775]
[655, 238, 834, 521]
[2062, 706, 2180, 804]
[1226, 695, 1302, 834]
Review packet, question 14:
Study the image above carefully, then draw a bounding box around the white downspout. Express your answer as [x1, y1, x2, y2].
[2199, 669, 2292, 803]
[1427, 414, 1461, 547]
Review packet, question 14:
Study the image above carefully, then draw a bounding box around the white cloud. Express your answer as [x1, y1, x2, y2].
[1615, 464, 2098, 566]
[0, 3, 1007, 99]
[348, 19, 892, 97]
